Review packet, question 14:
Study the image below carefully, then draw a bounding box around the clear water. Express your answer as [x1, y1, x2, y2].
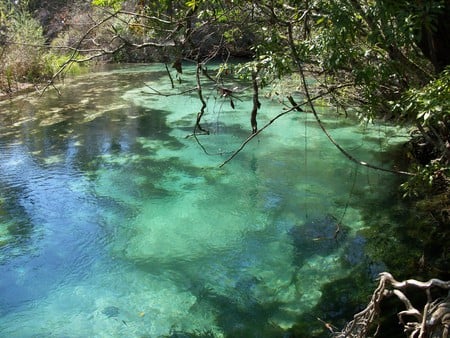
[0, 64, 408, 337]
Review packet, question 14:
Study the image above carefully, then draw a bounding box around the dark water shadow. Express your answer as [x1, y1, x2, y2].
[288, 214, 348, 268]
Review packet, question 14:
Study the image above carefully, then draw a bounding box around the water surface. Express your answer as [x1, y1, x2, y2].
[0, 64, 408, 337]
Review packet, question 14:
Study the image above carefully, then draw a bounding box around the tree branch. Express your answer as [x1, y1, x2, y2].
[250, 70, 260, 134]
[219, 91, 329, 168]
[286, 22, 414, 176]
[194, 62, 209, 135]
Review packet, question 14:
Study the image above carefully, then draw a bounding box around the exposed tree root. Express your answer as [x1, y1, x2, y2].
[331, 272, 450, 338]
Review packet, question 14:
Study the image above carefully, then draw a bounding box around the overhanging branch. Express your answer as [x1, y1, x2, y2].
[286, 22, 414, 176]
[219, 91, 328, 168]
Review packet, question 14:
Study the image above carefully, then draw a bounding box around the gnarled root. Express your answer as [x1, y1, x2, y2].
[330, 272, 449, 338]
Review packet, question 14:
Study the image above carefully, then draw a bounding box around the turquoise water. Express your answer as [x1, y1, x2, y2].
[0, 64, 408, 337]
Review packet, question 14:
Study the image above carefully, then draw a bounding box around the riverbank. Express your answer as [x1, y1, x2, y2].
[0, 82, 37, 101]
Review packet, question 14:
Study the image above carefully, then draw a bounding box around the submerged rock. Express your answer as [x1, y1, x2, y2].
[288, 214, 347, 266]
[102, 305, 120, 318]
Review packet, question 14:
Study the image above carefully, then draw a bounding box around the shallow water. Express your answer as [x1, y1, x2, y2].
[0, 64, 408, 337]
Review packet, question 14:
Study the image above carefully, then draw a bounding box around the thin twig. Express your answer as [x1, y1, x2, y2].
[219, 90, 343, 168]
[165, 63, 175, 89]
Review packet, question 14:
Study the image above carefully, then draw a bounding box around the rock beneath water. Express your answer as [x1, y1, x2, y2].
[288, 214, 347, 266]
[102, 306, 120, 318]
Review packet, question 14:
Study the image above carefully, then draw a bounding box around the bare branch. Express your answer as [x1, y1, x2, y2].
[194, 62, 209, 135]
[250, 71, 260, 134]
[116, 10, 173, 25]
[391, 289, 423, 324]
[219, 90, 329, 168]
[142, 84, 197, 96]
[380, 272, 450, 290]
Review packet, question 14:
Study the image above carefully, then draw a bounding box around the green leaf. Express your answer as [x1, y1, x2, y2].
[91, 0, 122, 10]
[185, 0, 199, 10]
[316, 17, 325, 25]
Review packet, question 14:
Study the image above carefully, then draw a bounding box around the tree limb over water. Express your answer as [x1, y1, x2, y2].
[219, 88, 342, 168]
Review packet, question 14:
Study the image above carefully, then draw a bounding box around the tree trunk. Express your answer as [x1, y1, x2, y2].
[417, 2, 450, 73]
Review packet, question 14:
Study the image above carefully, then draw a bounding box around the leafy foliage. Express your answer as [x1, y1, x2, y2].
[401, 162, 448, 197]
[0, 1, 46, 93]
[394, 68, 450, 199]
[398, 67, 450, 130]
[91, 0, 123, 11]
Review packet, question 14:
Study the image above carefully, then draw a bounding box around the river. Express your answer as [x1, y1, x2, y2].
[0, 64, 409, 337]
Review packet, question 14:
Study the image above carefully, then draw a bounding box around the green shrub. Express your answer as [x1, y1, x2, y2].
[41, 52, 85, 78]
[0, 5, 46, 92]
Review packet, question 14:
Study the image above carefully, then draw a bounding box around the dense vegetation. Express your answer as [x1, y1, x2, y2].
[1, 0, 448, 336]
[0, 0, 86, 95]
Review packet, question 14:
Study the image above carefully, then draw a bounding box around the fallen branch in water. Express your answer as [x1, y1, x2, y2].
[331, 272, 450, 338]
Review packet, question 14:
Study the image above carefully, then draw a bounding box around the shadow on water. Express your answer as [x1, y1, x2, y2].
[0, 184, 34, 253]
[288, 214, 348, 267]
[0, 109, 177, 317]
[285, 143, 448, 338]
[0, 159, 110, 314]
[192, 289, 285, 338]
[355, 143, 449, 283]
[131, 248, 288, 336]
[359, 189, 450, 281]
